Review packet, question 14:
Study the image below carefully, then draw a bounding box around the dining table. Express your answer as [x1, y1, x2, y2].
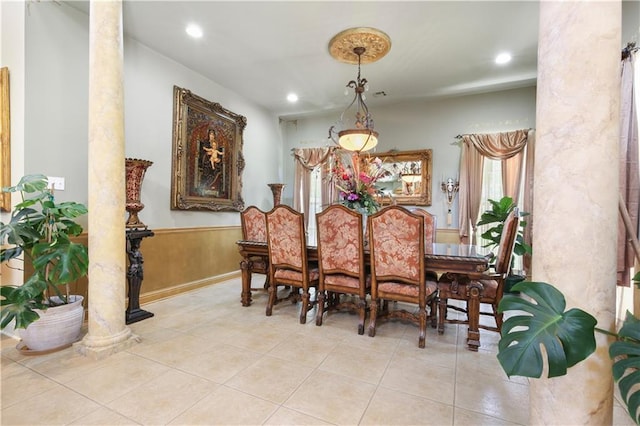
[236, 240, 494, 307]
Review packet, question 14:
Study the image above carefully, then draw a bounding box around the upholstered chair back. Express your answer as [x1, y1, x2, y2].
[369, 206, 424, 283]
[266, 205, 306, 270]
[410, 208, 437, 247]
[241, 206, 267, 242]
[494, 208, 521, 275]
[316, 204, 364, 277]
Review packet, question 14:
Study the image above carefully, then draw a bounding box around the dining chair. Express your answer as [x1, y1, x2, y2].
[315, 204, 369, 334]
[410, 208, 439, 326]
[240, 206, 270, 291]
[265, 204, 319, 324]
[437, 208, 521, 351]
[409, 208, 437, 247]
[367, 205, 438, 348]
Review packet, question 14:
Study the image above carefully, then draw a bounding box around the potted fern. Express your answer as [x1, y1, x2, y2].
[0, 174, 89, 352]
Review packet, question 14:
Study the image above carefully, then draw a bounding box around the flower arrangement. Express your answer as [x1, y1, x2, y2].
[332, 151, 387, 215]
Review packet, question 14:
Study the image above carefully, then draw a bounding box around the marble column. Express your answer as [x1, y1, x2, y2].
[531, 2, 620, 424]
[75, 0, 139, 359]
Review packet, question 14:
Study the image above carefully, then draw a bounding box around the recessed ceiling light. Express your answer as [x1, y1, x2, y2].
[287, 93, 299, 103]
[186, 24, 203, 39]
[495, 52, 512, 65]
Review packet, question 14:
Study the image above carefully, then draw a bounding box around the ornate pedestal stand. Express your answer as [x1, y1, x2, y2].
[125, 228, 155, 324]
[268, 183, 285, 206]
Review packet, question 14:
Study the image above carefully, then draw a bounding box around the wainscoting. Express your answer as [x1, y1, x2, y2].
[435, 228, 461, 244]
[55, 226, 243, 308]
[134, 226, 242, 304]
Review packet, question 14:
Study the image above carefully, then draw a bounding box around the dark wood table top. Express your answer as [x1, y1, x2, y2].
[237, 240, 493, 274]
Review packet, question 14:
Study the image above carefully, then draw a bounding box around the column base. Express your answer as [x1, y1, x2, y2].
[74, 327, 141, 360]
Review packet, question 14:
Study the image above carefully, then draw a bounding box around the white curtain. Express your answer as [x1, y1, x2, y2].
[618, 50, 640, 286]
[292, 147, 333, 229]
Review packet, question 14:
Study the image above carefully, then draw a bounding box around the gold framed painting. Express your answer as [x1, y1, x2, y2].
[170, 86, 246, 211]
[1, 67, 10, 212]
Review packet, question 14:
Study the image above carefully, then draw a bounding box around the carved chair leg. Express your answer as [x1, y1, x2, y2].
[429, 296, 438, 328]
[494, 304, 504, 331]
[316, 291, 325, 326]
[418, 307, 427, 348]
[266, 284, 276, 316]
[357, 297, 367, 335]
[300, 290, 310, 324]
[368, 298, 378, 337]
[437, 296, 447, 335]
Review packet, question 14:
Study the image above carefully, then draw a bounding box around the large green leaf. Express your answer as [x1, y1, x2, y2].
[2, 174, 49, 194]
[0, 276, 47, 329]
[497, 281, 597, 378]
[32, 240, 89, 285]
[609, 311, 640, 425]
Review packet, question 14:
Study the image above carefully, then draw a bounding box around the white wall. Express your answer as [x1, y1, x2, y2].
[0, 0, 27, 336]
[1, 1, 26, 201]
[282, 86, 536, 227]
[23, 2, 281, 230]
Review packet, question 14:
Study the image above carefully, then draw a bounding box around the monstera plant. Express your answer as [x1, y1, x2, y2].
[0, 174, 89, 330]
[477, 196, 532, 264]
[497, 275, 640, 424]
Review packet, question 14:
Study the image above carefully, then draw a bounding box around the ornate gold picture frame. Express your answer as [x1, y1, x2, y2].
[170, 86, 246, 211]
[372, 149, 433, 206]
[1, 67, 10, 212]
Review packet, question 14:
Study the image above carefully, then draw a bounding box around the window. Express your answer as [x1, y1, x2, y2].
[305, 166, 323, 245]
[477, 158, 525, 272]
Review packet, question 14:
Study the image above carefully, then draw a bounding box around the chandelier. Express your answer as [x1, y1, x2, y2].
[328, 28, 391, 153]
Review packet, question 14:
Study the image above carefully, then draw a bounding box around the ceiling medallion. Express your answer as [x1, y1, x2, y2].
[328, 27, 392, 65]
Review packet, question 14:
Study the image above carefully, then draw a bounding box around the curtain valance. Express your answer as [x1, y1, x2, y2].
[462, 129, 529, 160]
[293, 147, 333, 171]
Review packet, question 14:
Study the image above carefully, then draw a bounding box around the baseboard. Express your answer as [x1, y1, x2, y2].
[138, 270, 241, 306]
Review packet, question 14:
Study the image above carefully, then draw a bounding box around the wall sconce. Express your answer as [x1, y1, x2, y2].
[440, 177, 459, 226]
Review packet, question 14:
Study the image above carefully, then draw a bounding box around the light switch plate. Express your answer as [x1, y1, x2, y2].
[47, 176, 65, 190]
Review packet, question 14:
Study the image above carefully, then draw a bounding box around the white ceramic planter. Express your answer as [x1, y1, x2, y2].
[19, 295, 84, 352]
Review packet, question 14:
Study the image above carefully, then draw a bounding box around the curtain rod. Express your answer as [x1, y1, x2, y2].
[455, 128, 534, 139]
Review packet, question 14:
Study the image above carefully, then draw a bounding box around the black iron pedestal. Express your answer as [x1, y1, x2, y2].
[126, 228, 155, 324]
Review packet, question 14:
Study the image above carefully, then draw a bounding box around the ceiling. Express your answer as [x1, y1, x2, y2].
[66, 1, 540, 120]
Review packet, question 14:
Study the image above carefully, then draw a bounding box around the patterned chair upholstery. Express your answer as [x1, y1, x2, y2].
[367, 206, 438, 348]
[437, 208, 521, 351]
[240, 206, 269, 291]
[410, 208, 437, 248]
[410, 208, 439, 325]
[315, 205, 370, 334]
[265, 205, 319, 324]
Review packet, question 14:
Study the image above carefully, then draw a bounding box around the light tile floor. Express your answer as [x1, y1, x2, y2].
[0, 277, 634, 425]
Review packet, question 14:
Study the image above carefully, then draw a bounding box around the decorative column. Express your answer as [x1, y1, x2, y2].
[76, 0, 139, 359]
[531, 2, 619, 424]
[268, 183, 285, 206]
